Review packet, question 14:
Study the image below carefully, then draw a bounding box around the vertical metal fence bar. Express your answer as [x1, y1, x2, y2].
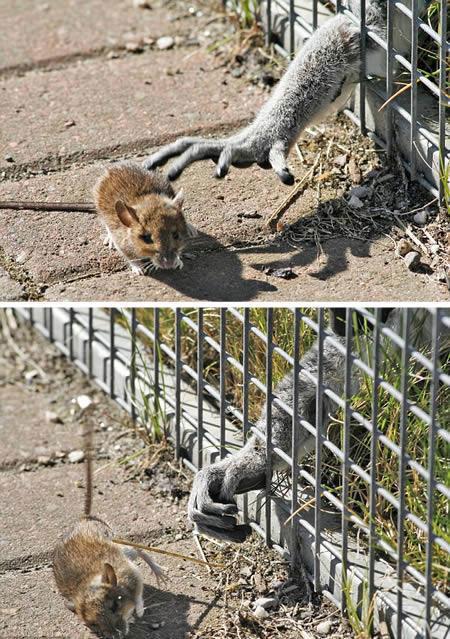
[197, 309, 204, 470]
[109, 308, 115, 399]
[48, 307, 53, 342]
[386, 0, 394, 158]
[266, 0, 272, 47]
[424, 309, 441, 638]
[69, 308, 74, 361]
[314, 308, 325, 592]
[175, 309, 182, 460]
[242, 308, 250, 522]
[312, 0, 318, 31]
[290, 309, 301, 569]
[265, 308, 274, 546]
[130, 309, 137, 422]
[368, 308, 381, 632]
[410, 0, 419, 179]
[341, 307, 353, 615]
[438, 0, 448, 204]
[359, 0, 367, 135]
[88, 308, 93, 380]
[396, 308, 411, 639]
[220, 309, 227, 459]
[289, 0, 295, 58]
[29, 308, 34, 326]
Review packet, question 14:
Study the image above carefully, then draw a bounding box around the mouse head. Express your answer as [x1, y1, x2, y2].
[79, 563, 135, 638]
[115, 190, 190, 270]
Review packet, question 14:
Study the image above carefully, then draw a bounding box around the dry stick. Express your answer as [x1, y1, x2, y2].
[112, 538, 224, 569]
[0, 200, 96, 213]
[265, 155, 321, 229]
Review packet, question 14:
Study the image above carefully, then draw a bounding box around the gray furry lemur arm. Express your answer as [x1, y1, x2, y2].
[188, 328, 348, 543]
[144, 3, 385, 185]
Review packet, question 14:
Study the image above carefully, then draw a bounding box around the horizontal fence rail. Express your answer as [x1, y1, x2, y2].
[254, 0, 449, 203]
[17, 307, 450, 639]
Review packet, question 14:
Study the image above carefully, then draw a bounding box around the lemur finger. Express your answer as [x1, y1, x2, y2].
[168, 141, 225, 181]
[216, 146, 233, 178]
[269, 145, 295, 186]
[143, 137, 200, 170]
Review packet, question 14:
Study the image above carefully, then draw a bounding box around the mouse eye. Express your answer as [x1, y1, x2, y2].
[141, 233, 153, 244]
[172, 231, 179, 240]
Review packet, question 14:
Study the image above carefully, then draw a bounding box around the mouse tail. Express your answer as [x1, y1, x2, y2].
[83, 422, 94, 519]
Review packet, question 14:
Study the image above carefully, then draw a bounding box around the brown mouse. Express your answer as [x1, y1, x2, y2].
[52, 415, 164, 638]
[94, 161, 197, 274]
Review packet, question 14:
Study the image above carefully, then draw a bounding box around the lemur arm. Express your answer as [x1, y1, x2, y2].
[144, 13, 363, 184]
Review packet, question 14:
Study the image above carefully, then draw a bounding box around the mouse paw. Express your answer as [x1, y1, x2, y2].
[130, 262, 147, 275]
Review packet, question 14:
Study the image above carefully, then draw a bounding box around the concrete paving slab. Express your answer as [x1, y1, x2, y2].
[0, 0, 204, 73]
[43, 236, 448, 302]
[0, 48, 263, 171]
[0, 267, 24, 301]
[0, 464, 180, 563]
[0, 536, 221, 639]
[0, 386, 79, 466]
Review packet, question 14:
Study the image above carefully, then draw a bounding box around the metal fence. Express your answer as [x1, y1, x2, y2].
[17, 306, 450, 638]
[251, 0, 449, 203]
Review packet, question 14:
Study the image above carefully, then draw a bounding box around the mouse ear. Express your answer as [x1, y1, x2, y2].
[115, 201, 138, 227]
[101, 563, 118, 587]
[172, 189, 184, 213]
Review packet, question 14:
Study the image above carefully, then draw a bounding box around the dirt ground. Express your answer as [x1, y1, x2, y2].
[0, 0, 448, 302]
[0, 313, 360, 639]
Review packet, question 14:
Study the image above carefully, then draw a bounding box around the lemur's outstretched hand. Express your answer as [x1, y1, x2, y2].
[144, 14, 364, 184]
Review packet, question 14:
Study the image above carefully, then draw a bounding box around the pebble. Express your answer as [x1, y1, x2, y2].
[333, 153, 347, 167]
[316, 619, 333, 635]
[413, 210, 428, 225]
[133, 0, 152, 8]
[45, 410, 62, 424]
[157, 36, 175, 50]
[76, 394, 92, 410]
[404, 251, 421, 270]
[126, 42, 144, 53]
[348, 195, 364, 209]
[151, 623, 159, 629]
[68, 450, 85, 464]
[107, 51, 120, 59]
[64, 120, 76, 128]
[231, 67, 244, 78]
[349, 185, 371, 199]
[253, 605, 269, 619]
[16, 252, 27, 264]
[4, 155, 14, 163]
[253, 597, 277, 610]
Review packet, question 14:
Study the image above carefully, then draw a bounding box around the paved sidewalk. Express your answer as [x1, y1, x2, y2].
[0, 0, 446, 302]
[0, 326, 222, 639]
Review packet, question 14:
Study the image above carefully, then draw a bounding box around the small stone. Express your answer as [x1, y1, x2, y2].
[231, 67, 244, 78]
[349, 185, 371, 199]
[4, 155, 14, 163]
[253, 597, 277, 610]
[37, 455, 52, 466]
[316, 619, 333, 635]
[348, 195, 364, 209]
[404, 251, 421, 270]
[76, 395, 92, 410]
[133, 0, 152, 8]
[64, 119, 76, 128]
[240, 566, 252, 577]
[333, 153, 347, 167]
[45, 410, 62, 424]
[174, 36, 185, 47]
[413, 210, 428, 225]
[151, 623, 159, 629]
[126, 42, 144, 53]
[253, 605, 269, 619]
[68, 450, 85, 464]
[396, 238, 413, 257]
[16, 251, 27, 264]
[175, 533, 183, 541]
[24, 370, 38, 383]
[157, 36, 175, 50]
[107, 51, 120, 59]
